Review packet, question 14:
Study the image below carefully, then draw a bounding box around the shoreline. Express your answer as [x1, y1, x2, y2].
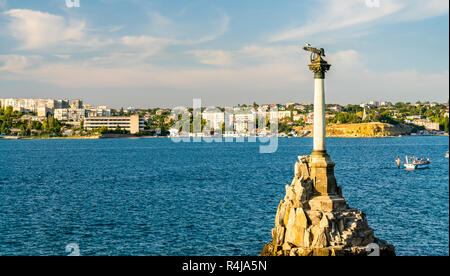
[1, 134, 447, 140]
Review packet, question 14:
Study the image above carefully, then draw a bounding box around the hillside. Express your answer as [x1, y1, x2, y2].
[296, 122, 414, 137]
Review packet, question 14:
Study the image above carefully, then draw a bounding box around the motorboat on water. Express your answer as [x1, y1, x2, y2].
[404, 156, 430, 170]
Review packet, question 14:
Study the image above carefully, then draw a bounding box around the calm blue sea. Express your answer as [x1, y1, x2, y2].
[0, 137, 448, 256]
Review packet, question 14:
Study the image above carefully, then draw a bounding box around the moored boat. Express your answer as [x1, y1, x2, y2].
[0, 136, 21, 140]
[404, 156, 430, 170]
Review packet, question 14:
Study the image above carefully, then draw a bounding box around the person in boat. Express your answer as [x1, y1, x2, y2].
[396, 156, 401, 168]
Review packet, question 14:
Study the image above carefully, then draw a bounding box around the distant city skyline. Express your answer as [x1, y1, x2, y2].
[0, 0, 449, 108]
[2, 96, 448, 111]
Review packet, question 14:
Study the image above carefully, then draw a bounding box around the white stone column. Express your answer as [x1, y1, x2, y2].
[313, 78, 326, 152]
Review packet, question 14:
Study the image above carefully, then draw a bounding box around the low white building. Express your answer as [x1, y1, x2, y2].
[234, 113, 255, 133]
[272, 111, 291, 120]
[330, 105, 342, 112]
[84, 115, 144, 134]
[412, 119, 440, 131]
[202, 110, 225, 130]
[293, 114, 305, 122]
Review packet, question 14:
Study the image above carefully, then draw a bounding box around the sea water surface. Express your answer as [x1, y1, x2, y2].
[0, 137, 448, 256]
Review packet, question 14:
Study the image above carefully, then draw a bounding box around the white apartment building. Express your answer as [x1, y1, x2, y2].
[86, 108, 111, 118]
[53, 106, 110, 122]
[0, 98, 69, 113]
[202, 111, 225, 130]
[54, 108, 87, 121]
[234, 113, 256, 133]
[37, 107, 53, 117]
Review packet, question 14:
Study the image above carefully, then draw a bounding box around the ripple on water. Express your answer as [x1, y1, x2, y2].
[0, 137, 448, 256]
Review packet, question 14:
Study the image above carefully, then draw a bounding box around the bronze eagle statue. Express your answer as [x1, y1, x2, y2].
[302, 45, 326, 62]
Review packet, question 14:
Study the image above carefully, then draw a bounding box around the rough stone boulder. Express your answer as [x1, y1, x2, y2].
[261, 156, 396, 256]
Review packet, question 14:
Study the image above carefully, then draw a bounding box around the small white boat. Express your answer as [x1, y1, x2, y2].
[446, 151, 449, 159]
[404, 163, 417, 170]
[404, 156, 430, 170]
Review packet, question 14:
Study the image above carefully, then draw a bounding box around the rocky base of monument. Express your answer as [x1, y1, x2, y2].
[260, 156, 396, 256]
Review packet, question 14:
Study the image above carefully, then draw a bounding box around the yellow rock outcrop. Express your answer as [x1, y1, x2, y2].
[296, 122, 414, 138]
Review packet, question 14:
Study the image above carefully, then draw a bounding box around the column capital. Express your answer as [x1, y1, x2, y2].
[308, 56, 331, 79]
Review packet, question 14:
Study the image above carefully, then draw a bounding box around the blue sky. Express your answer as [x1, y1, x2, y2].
[0, 0, 448, 108]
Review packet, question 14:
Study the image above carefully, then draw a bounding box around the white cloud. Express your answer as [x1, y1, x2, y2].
[0, 55, 41, 73]
[187, 50, 232, 66]
[187, 45, 302, 67]
[184, 14, 230, 45]
[109, 25, 124, 33]
[326, 49, 449, 104]
[120, 14, 229, 59]
[1, 5, 446, 106]
[121, 35, 176, 58]
[237, 45, 301, 63]
[2, 8, 229, 61]
[270, 0, 449, 42]
[54, 54, 71, 60]
[391, 0, 449, 22]
[5, 9, 86, 49]
[3, 46, 446, 106]
[145, 10, 229, 44]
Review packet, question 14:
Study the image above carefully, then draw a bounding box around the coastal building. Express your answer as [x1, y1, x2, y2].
[54, 108, 86, 121]
[305, 112, 314, 124]
[0, 98, 69, 113]
[71, 99, 83, 109]
[330, 105, 342, 112]
[84, 115, 144, 134]
[86, 108, 111, 118]
[124, 107, 136, 114]
[54, 108, 69, 121]
[412, 119, 440, 131]
[293, 114, 305, 122]
[20, 115, 45, 122]
[294, 105, 306, 111]
[202, 110, 225, 130]
[156, 109, 170, 116]
[268, 111, 291, 120]
[83, 104, 95, 110]
[37, 107, 53, 117]
[234, 113, 255, 134]
[406, 115, 421, 120]
[360, 103, 370, 109]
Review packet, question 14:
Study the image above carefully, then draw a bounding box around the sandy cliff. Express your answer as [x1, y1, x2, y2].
[296, 122, 414, 137]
